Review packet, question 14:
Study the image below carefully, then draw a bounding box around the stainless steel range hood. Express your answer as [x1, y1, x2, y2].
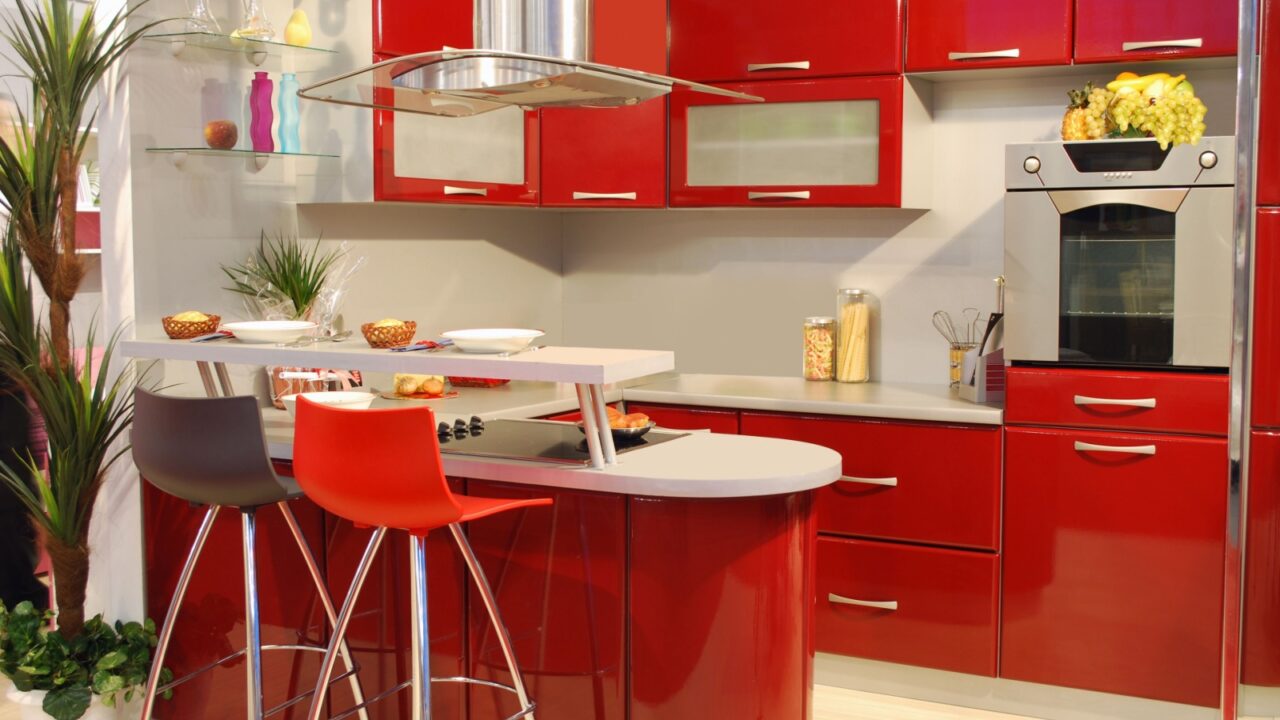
[298, 0, 761, 118]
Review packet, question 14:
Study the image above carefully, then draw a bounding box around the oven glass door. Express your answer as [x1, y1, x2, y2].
[1059, 203, 1176, 365]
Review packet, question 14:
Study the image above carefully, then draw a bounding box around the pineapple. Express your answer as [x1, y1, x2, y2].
[1061, 84, 1091, 141]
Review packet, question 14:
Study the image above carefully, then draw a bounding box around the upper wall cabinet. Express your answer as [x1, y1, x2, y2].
[906, 0, 1073, 72]
[373, 0, 471, 58]
[1074, 0, 1238, 63]
[670, 76, 932, 208]
[669, 0, 903, 83]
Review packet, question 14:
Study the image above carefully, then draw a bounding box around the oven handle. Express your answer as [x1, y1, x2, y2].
[1048, 188, 1189, 215]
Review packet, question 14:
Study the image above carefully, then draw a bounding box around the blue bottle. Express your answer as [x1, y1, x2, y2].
[277, 72, 300, 154]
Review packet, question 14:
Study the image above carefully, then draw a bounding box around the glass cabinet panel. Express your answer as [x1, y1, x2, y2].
[393, 105, 526, 185]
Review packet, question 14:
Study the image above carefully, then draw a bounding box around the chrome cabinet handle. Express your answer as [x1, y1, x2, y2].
[947, 48, 1021, 61]
[1073, 395, 1157, 409]
[838, 475, 898, 487]
[1122, 38, 1203, 52]
[747, 60, 811, 72]
[1074, 441, 1157, 456]
[748, 190, 811, 201]
[443, 185, 488, 196]
[572, 191, 638, 201]
[828, 593, 898, 611]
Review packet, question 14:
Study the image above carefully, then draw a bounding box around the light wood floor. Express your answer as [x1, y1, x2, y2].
[0, 685, 1041, 720]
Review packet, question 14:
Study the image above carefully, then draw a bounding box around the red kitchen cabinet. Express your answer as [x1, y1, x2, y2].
[1255, 210, 1280, 428]
[373, 0, 470, 58]
[816, 536, 999, 676]
[1074, 0, 1238, 64]
[540, 102, 666, 208]
[740, 412, 1001, 551]
[464, 481, 626, 720]
[1245, 430, 1280, 686]
[905, 0, 1073, 72]
[1261, 0, 1280, 205]
[669, 0, 902, 83]
[625, 403, 740, 433]
[670, 75, 931, 208]
[1006, 366, 1230, 436]
[1002, 426, 1226, 707]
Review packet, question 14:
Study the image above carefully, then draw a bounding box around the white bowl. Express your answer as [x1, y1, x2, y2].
[223, 320, 318, 344]
[281, 391, 377, 418]
[441, 328, 544, 354]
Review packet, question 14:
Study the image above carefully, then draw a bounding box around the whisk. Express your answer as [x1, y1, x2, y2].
[932, 310, 961, 344]
[932, 308, 985, 345]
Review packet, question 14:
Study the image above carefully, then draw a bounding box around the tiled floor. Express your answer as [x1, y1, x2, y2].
[0, 685, 1041, 720]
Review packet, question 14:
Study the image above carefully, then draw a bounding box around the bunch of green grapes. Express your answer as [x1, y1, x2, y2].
[1107, 88, 1208, 150]
[1109, 91, 1147, 134]
[1085, 85, 1115, 139]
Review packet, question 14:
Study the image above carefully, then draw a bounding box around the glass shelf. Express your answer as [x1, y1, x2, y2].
[143, 32, 336, 66]
[145, 147, 338, 170]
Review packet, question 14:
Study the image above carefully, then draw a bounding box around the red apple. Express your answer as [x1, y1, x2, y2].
[203, 120, 238, 150]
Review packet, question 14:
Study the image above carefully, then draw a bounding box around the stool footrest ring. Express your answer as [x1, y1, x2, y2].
[328, 675, 535, 720]
[157, 643, 356, 696]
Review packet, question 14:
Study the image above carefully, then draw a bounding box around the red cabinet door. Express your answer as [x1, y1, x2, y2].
[1074, 0, 1238, 63]
[625, 403, 740, 433]
[540, 102, 666, 208]
[1244, 430, 1280, 686]
[670, 76, 909, 208]
[816, 536, 999, 676]
[1002, 426, 1226, 707]
[740, 412, 1001, 551]
[906, 0, 1072, 72]
[1255, 210, 1280, 428]
[669, 0, 902, 83]
[1261, 0, 1280, 205]
[373, 0, 471, 57]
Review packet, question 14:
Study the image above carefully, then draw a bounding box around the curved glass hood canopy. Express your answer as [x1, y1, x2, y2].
[297, 0, 761, 118]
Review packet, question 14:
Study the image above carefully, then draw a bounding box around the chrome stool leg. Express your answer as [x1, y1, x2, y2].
[140, 505, 220, 720]
[448, 523, 535, 720]
[409, 535, 432, 720]
[242, 510, 265, 720]
[307, 528, 388, 720]
[277, 503, 372, 720]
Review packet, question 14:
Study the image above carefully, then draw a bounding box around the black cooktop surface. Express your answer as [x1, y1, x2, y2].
[438, 419, 687, 465]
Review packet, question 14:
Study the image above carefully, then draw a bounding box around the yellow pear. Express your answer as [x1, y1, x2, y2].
[284, 9, 312, 47]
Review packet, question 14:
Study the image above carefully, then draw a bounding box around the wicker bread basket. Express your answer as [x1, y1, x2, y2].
[361, 321, 417, 348]
[162, 314, 221, 339]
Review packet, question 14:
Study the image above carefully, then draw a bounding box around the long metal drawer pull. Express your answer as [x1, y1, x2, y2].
[828, 594, 898, 611]
[747, 60, 811, 72]
[948, 48, 1021, 61]
[1073, 395, 1157, 409]
[443, 185, 488, 196]
[572, 191, 638, 201]
[1122, 38, 1204, 52]
[1074, 441, 1157, 456]
[838, 475, 899, 487]
[748, 190, 811, 201]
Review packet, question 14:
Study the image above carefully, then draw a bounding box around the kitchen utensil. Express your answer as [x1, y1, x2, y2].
[949, 342, 978, 387]
[441, 328, 545, 354]
[497, 344, 545, 358]
[932, 310, 960, 344]
[391, 339, 455, 352]
[978, 276, 1006, 355]
[222, 320, 318, 344]
[280, 390, 376, 418]
[961, 307, 982, 344]
[578, 420, 656, 440]
[282, 330, 353, 348]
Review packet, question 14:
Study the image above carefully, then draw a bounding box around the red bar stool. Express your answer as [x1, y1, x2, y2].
[293, 398, 551, 720]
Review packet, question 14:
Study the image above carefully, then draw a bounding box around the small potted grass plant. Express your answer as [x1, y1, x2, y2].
[221, 230, 343, 320]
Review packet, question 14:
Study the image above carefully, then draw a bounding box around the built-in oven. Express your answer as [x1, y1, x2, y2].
[1004, 137, 1235, 369]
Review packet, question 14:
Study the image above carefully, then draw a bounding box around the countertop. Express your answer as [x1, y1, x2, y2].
[624, 374, 1004, 425]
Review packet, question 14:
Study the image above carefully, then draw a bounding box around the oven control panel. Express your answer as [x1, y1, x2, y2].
[1007, 137, 1234, 190]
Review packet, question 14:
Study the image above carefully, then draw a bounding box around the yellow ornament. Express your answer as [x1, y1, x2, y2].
[284, 9, 312, 47]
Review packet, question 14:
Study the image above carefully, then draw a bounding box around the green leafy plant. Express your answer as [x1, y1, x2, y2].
[222, 231, 343, 319]
[0, 600, 172, 720]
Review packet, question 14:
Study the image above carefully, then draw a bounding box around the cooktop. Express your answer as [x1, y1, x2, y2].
[437, 418, 687, 465]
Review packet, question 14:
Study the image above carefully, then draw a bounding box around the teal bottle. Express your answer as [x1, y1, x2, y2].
[277, 72, 300, 154]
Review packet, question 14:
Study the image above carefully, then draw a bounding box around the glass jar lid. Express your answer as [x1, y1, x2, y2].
[805, 316, 836, 325]
[838, 288, 872, 298]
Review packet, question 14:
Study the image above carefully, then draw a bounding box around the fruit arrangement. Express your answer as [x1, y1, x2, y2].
[606, 406, 651, 430]
[1061, 71, 1208, 150]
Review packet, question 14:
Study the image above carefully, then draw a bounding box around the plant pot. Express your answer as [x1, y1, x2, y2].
[3, 685, 134, 720]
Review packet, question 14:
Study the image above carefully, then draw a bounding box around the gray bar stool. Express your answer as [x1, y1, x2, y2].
[131, 388, 369, 720]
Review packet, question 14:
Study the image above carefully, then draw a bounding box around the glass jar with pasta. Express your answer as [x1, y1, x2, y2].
[835, 289, 874, 383]
[803, 317, 836, 381]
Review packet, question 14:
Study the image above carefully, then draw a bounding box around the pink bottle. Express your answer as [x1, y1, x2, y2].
[249, 71, 274, 153]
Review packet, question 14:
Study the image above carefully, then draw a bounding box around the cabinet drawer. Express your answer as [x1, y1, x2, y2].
[1074, 0, 1237, 63]
[1003, 427, 1225, 707]
[625, 403, 740, 434]
[816, 536, 998, 676]
[1006, 366, 1228, 436]
[740, 413, 1000, 550]
[906, 0, 1073, 72]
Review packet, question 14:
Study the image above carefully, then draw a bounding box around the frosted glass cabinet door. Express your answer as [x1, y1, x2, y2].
[671, 76, 907, 207]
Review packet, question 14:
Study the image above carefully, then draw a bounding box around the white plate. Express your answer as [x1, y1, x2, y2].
[440, 328, 545, 354]
[281, 391, 377, 417]
[222, 320, 318, 344]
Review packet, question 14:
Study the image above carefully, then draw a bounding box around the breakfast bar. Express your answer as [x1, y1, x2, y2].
[123, 336, 842, 720]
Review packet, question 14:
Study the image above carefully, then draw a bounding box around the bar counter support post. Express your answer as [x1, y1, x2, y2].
[588, 384, 617, 465]
[575, 384, 605, 469]
[214, 362, 235, 396]
[196, 361, 218, 397]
